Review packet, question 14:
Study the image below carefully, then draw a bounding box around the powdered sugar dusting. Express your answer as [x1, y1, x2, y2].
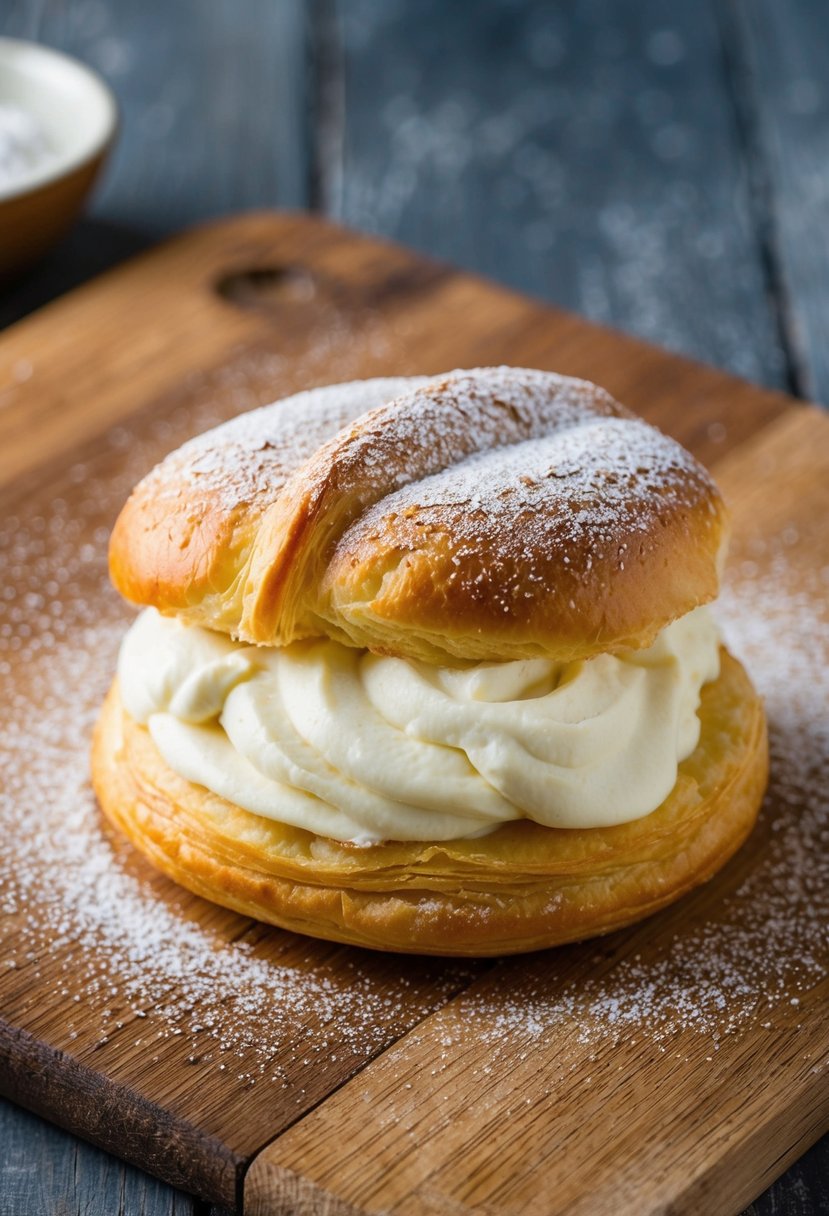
[147, 375, 422, 514]
[343, 415, 716, 606]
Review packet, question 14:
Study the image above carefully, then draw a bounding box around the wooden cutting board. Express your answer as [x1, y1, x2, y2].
[0, 212, 826, 1216]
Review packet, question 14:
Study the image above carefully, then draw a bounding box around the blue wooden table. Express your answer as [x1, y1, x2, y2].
[1, 2, 827, 1212]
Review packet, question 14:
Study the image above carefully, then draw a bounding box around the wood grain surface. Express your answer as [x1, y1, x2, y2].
[335, 0, 786, 388]
[0, 212, 827, 1216]
[733, 0, 829, 401]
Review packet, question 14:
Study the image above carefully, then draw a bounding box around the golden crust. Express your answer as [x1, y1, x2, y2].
[109, 369, 728, 664]
[108, 377, 420, 636]
[91, 648, 768, 956]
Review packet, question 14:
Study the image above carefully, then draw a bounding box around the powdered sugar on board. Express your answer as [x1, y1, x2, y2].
[0, 370, 827, 1099]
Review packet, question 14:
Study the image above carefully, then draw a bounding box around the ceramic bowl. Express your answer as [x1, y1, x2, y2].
[0, 38, 117, 277]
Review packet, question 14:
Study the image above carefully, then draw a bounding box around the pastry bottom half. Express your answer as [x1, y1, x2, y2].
[91, 648, 768, 956]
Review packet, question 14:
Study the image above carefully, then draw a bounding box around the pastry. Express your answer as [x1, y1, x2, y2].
[93, 368, 768, 955]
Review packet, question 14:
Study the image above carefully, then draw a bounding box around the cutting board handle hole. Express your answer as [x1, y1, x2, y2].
[215, 266, 318, 310]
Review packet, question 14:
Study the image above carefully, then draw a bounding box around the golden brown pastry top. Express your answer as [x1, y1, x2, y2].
[109, 367, 728, 663]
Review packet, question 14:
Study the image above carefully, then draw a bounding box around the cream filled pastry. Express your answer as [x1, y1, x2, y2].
[118, 605, 721, 842]
[93, 368, 768, 955]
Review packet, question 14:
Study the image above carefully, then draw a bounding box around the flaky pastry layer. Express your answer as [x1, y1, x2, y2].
[109, 370, 728, 664]
[92, 648, 767, 956]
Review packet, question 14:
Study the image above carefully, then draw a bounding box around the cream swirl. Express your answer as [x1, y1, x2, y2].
[117, 606, 720, 844]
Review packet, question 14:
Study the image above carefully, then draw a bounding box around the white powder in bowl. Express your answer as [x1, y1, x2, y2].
[0, 102, 55, 192]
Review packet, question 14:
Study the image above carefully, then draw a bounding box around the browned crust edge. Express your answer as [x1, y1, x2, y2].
[108, 370, 728, 664]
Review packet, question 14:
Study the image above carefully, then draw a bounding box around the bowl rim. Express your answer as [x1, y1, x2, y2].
[0, 36, 118, 204]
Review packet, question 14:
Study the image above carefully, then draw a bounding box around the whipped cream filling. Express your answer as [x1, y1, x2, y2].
[117, 606, 721, 844]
